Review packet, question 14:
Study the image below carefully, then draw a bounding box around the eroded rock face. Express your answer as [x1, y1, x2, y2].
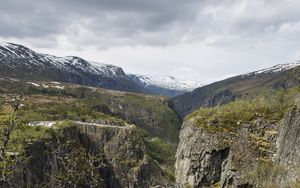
[175, 107, 300, 188]
[19, 124, 170, 188]
[175, 122, 260, 188]
[64, 124, 151, 188]
[275, 107, 300, 184]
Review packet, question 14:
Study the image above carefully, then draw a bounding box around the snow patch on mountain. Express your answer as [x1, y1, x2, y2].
[0, 42, 126, 79]
[242, 63, 300, 77]
[1, 41, 202, 94]
[128, 74, 202, 91]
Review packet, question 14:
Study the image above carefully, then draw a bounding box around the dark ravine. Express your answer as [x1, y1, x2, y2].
[175, 106, 300, 188]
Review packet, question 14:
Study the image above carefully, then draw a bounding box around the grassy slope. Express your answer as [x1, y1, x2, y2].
[0, 77, 181, 143]
[187, 88, 299, 132]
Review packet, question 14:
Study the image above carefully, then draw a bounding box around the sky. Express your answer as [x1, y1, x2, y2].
[1, 0, 300, 84]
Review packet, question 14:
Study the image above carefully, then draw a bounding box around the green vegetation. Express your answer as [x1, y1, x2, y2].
[0, 80, 181, 186]
[0, 95, 24, 186]
[145, 137, 176, 181]
[185, 87, 300, 187]
[187, 88, 300, 132]
[17, 97, 127, 126]
[4, 81, 182, 143]
[144, 137, 175, 166]
[52, 140, 106, 187]
[8, 125, 52, 152]
[135, 127, 176, 182]
[244, 159, 289, 188]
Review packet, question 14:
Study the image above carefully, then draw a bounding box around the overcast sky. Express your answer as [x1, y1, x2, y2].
[1, 0, 300, 84]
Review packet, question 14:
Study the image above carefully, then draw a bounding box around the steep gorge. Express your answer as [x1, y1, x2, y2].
[11, 123, 174, 188]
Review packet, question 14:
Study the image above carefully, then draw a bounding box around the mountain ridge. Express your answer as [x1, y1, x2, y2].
[0, 41, 199, 96]
[171, 62, 300, 118]
[128, 74, 202, 97]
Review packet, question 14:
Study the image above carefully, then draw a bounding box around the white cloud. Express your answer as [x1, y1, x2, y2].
[1, 0, 300, 84]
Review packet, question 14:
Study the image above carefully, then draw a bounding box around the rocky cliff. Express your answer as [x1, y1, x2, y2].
[175, 103, 300, 187]
[275, 107, 300, 185]
[11, 123, 173, 188]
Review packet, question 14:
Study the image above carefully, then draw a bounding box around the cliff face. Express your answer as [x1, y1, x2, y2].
[275, 107, 300, 185]
[175, 107, 300, 188]
[18, 123, 172, 188]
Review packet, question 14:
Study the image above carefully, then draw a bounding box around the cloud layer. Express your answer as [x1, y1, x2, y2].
[1, 0, 300, 83]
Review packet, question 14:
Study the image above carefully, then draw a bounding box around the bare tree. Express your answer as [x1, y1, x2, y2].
[0, 94, 23, 187]
[53, 140, 106, 188]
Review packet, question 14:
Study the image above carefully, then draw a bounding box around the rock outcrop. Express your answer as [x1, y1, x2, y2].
[275, 107, 300, 185]
[175, 107, 300, 188]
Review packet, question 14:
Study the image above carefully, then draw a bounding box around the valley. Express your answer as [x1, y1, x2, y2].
[0, 43, 300, 188]
[0, 78, 180, 187]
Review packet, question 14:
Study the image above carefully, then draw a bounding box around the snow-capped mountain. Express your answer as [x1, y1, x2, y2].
[241, 63, 300, 77]
[0, 42, 146, 93]
[0, 42, 125, 79]
[0, 42, 199, 96]
[128, 74, 201, 91]
[172, 62, 300, 118]
[128, 74, 202, 97]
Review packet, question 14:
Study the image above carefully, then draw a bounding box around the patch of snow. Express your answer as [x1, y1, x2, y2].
[9, 78, 19, 82]
[27, 82, 40, 87]
[242, 63, 300, 77]
[53, 85, 64, 90]
[1, 41, 127, 80]
[0, 41, 12, 48]
[0, 42, 20, 57]
[51, 82, 61, 84]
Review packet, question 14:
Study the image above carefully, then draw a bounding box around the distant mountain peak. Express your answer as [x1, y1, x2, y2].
[128, 74, 202, 92]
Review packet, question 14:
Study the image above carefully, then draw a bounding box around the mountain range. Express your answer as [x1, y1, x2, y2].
[170, 62, 300, 118]
[1, 41, 300, 187]
[0, 42, 200, 97]
[2, 42, 300, 116]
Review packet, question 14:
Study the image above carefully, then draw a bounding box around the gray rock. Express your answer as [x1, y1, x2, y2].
[175, 107, 300, 188]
